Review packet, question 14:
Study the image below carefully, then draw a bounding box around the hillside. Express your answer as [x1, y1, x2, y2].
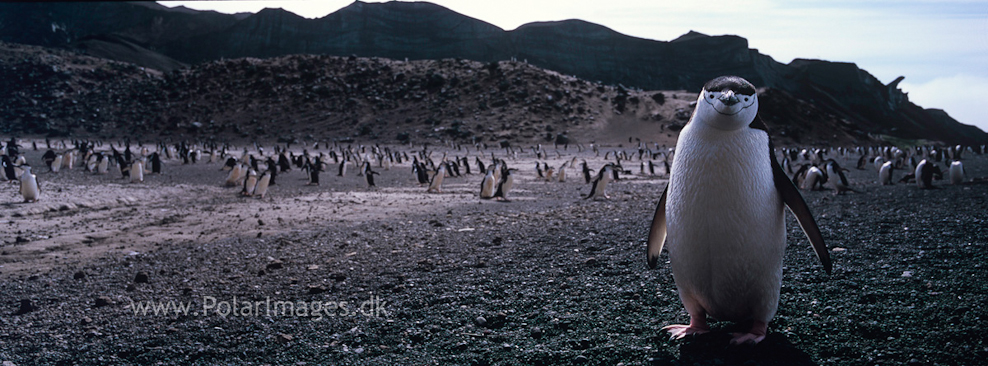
[0, 41, 869, 147]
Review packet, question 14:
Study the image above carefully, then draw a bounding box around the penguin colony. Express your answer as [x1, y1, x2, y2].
[2, 132, 982, 205]
[1, 82, 985, 347]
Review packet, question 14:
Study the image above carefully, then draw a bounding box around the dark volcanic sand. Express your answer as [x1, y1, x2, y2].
[1, 144, 986, 365]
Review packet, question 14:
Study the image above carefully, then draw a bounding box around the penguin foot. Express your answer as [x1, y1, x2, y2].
[661, 324, 709, 339]
[729, 320, 768, 345]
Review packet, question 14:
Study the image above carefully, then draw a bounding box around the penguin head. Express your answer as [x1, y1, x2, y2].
[694, 76, 758, 131]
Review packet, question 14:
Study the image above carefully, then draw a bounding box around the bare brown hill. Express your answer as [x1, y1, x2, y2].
[0, 41, 863, 147]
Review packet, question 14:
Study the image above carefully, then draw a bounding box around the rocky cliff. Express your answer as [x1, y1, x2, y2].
[0, 1, 984, 145]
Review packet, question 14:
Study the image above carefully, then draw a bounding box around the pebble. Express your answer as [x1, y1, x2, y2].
[134, 271, 149, 283]
[95, 296, 113, 307]
[73, 271, 86, 280]
[15, 299, 36, 315]
[266, 259, 284, 270]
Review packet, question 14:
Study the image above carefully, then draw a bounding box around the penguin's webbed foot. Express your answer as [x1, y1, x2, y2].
[729, 320, 768, 345]
[662, 324, 709, 340]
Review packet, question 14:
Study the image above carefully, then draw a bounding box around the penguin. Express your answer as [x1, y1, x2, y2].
[2, 155, 17, 180]
[479, 166, 496, 199]
[645, 76, 830, 345]
[242, 169, 258, 196]
[19, 164, 40, 203]
[42, 150, 56, 169]
[802, 165, 826, 191]
[222, 157, 237, 171]
[150, 152, 162, 174]
[584, 163, 614, 200]
[306, 158, 322, 186]
[64, 150, 75, 169]
[824, 160, 857, 194]
[949, 160, 965, 185]
[264, 157, 278, 186]
[427, 163, 446, 193]
[96, 154, 110, 174]
[225, 164, 244, 186]
[855, 154, 870, 170]
[873, 156, 884, 172]
[879, 161, 894, 185]
[475, 157, 486, 174]
[915, 159, 941, 189]
[130, 159, 144, 183]
[558, 161, 568, 182]
[781, 156, 793, 174]
[413, 161, 428, 185]
[86, 154, 98, 172]
[278, 152, 292, 172]
[51, 154, 63, 173]
[363, 162, 380, 187]
[492, 168, 517, 201]
[581, 160, 592, 184]
[253, 169, 272, 198]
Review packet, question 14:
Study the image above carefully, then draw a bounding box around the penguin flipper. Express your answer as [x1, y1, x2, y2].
[645, 185, 668, 269]
[772, 159, 832, 274]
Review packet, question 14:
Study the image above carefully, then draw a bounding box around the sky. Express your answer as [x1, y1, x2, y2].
[161, 0, 988, 133]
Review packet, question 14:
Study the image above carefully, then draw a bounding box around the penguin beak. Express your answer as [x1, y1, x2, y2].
[719, 90, 740, 106]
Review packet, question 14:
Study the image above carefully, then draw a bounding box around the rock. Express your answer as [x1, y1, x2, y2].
[73, 271, 86, 280]
[531, 327, 543, 339]
[329, 273, 346, 282]
[276, 333, 293, 344]
[266, 259, 284, 270]
[80, 316, 93, 325]
[308, 285, 327, 294]
[15, 299, 36, 315]
[94, 296, 113, 307]
[126, 284, 136, 292]
[134, 271, 149, 283]
[474, 316, 487, 327]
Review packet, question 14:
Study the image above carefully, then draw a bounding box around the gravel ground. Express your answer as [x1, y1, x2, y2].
[1, 144, 986, 365]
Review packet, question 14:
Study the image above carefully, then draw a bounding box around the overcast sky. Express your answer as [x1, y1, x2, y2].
[161, 0, 988, 134]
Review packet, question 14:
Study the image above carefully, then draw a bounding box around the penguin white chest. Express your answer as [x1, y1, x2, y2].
[666, 124, 786, 322]
[21, 173, 40, 202]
